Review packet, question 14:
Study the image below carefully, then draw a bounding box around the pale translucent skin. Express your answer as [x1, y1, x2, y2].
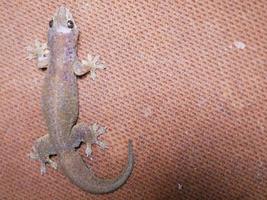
[29, 6, 134, 194]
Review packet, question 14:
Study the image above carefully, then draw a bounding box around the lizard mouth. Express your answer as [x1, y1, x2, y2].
[56, 5, 68, 20]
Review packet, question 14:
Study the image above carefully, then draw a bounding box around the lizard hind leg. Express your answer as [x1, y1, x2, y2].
[29, 134, 57, 175]
[68, 122, 108, 157]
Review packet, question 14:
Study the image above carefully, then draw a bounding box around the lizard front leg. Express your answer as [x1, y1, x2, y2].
[68, 123, 108, 157]
[26, 39, 50, 69]
[73, 54, 106, 80]
[29, 134, 57, 175]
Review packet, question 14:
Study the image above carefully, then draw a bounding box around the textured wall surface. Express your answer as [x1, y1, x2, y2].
[0, 0, 267, 199]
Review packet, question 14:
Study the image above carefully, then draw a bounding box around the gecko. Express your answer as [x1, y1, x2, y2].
[27, 6, 134, 194]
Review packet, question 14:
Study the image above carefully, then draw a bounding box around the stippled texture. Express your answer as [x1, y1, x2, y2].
[0, 0, 267, 199]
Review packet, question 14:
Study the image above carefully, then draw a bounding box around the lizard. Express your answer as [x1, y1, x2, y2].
[27, 5, 134, 194]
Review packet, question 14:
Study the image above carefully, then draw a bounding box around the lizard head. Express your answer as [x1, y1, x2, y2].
[48, 6, 79, 47]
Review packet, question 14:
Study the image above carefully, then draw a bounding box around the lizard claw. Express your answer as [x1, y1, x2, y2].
[81, 54, 106, 80]
[85, 143, 92, 157]
[95, 140, 108, 150]
[47, 159, 57, 170]
[40, 162, 47, 175]
[28, 146, 39, 160]
[39, 158, 57, 175]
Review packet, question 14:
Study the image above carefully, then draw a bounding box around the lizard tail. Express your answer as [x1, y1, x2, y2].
[59, 140, 134, 194]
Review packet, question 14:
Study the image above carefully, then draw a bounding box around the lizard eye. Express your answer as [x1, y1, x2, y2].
[49, 20, 53, 28]
[67, 20, 74, 29]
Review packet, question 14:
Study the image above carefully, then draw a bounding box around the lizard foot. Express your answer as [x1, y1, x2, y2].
[69, 123, 108, 157]
[29, 134, 57, 174]
[81, 54, 106, 80]
[85, 123, 108, 157]
[26, 39, 50, 68]
[29, 146, 57, 175]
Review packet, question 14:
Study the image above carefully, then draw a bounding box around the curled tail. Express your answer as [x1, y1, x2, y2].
[59, 140, 134, 194]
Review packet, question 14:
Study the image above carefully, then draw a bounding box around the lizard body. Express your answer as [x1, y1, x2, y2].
[28, 6, 134, 194]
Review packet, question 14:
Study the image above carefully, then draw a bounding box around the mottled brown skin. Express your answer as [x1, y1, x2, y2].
[29, 6, 134, 194]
